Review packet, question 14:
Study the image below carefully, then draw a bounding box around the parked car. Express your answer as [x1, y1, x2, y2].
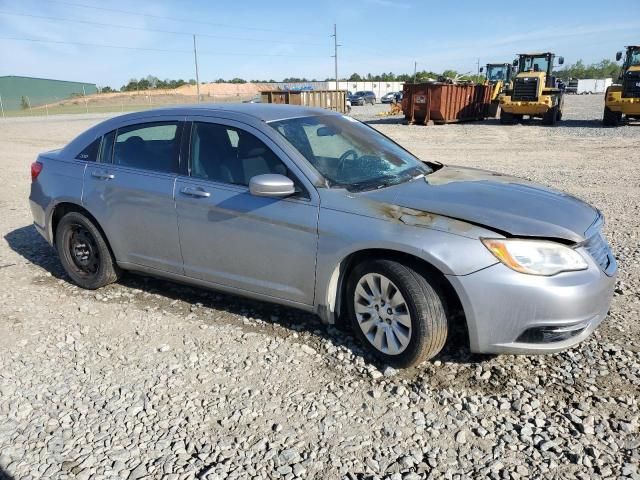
[381, 91, 402, 103]
[349, 91, 376, 106]
[29, 104, 616, 368]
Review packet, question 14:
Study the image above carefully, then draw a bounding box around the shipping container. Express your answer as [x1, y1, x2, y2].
[402, 83, 492, 125]
[260, 90, 348, 113]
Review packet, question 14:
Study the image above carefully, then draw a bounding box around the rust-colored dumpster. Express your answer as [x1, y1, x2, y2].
[402, 83, 492, 125]
[261, 90, 348, 113]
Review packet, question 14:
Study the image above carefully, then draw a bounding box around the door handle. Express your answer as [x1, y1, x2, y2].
[180, 187, 211, 198]
[91, 171, 115, 180]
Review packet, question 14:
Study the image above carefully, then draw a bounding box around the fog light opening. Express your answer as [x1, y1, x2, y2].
[517, 324, 587, 344]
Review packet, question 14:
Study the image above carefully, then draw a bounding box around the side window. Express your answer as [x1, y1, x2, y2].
[113, 122, 181, 173]
[190, 122, 288, 187]
[76, 137, 101, 162]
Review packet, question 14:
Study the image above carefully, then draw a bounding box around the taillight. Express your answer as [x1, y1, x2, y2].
[31, 161, 43, 181]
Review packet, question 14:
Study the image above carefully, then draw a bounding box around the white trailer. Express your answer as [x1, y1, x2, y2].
[576, 78, 613, 94]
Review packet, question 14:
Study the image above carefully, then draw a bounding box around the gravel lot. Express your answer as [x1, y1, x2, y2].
[1, 95, 639, 480]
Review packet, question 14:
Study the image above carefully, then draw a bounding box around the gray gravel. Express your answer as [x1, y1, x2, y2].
[1, 95, 639, 479]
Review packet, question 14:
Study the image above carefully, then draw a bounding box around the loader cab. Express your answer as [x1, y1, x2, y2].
[516, 53, 564, 88]
[619, 46, 640, 67]
[485, 63, 513, 84]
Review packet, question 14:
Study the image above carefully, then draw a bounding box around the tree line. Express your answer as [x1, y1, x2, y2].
[98, 59, 622, 93]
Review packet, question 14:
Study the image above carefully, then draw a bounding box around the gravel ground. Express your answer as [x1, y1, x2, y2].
[0, 95, 639, 480]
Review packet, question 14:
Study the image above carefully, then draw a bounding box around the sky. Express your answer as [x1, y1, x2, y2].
[1, 0, 639, 88]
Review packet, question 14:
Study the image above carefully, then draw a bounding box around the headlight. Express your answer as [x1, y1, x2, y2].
[481, 238, 588, 276]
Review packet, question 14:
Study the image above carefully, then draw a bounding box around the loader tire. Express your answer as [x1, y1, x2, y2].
[542, 106, 558, 126]
[603, 106, 621, 127]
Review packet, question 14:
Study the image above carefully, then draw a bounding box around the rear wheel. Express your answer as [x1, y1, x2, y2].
[346, 259, 448, 367]
[603, 106, 621, 127]
[55, 212, 120, 289]
[542, 106, 558, 125]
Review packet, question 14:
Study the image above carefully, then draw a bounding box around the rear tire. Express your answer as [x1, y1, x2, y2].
[55, 212, 120, 290]
[603, 106, 621, 127]
[346, 259, 448, 368]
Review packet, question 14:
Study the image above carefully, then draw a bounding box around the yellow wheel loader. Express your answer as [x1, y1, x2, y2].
[603, 46, 640, 126]
[481, 63, 514, 117]
[500, 52, 565, 125]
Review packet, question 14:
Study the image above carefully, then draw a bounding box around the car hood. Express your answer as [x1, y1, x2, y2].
[347, 165, 599, 243]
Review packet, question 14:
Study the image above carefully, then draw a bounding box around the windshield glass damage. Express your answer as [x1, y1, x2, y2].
[269, 115, 433, 191]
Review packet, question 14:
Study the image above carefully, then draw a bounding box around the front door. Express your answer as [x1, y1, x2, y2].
[82, 119, 184, 274]
[174, 118, 319, 305]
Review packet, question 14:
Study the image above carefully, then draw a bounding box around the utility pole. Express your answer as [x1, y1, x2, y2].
[413, 61, 417, 83]
[476, 57, 480, 78]
[193, 34, 201, 103]
[331, 24, 340, 89]
[0, 93, 4, 118]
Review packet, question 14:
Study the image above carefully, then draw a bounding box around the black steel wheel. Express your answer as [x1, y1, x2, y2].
[56, 212, 120, 289]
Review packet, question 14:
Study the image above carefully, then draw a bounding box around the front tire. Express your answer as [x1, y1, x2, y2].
[603, 106, 621, 127]
[500, 110, 515, 125]
[55, 212, 120, 289]
[346, 259, 448, 367]
[542, 106, 558, 125]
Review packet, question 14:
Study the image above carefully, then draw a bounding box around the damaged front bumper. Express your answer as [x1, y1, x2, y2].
[446, 246, 617, 354]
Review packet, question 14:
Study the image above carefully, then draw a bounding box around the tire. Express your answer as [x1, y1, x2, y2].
[55, 211, 121, 289]
[542, 106, 558, 125]
[556, 108, 563, 122]
[500, 110, 515, 125]
[346, 259, 448, 368]
[603, 106, 621, 127]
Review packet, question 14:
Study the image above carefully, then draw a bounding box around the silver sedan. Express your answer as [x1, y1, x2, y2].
[29, 104, 616, 367]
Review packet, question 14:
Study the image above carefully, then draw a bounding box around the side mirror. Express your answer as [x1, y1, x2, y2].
[616, 51, 623, 62]
[558, 56, 565, 65]
[479, 67, 484, 73]
[513, 59, 518, 66]
[249, 174, 295, 198]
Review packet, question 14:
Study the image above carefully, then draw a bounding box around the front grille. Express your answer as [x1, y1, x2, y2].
[622, 72, 640, 98]
[584, 231, 611, 271]
[512, 77, 539, 101]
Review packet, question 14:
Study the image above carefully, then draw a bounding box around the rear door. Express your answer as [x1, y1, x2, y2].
[82, 118, 185, 274]
[174, 117, 319, 305]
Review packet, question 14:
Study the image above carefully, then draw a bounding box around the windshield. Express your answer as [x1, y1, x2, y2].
[354, 91, 366, 96]
[627, 48, 640, 67]
[269, 115, 432, 190]
[519, 55, 550, 73]
[487, 65, 508, 81]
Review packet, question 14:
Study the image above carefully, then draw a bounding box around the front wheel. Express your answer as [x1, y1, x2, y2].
[500, 110, 515, 124]
[55, 212, 121, 289]
[542, 106, 558, 125]
[603, 106, 621, 127]
[346, 259, 448, 367]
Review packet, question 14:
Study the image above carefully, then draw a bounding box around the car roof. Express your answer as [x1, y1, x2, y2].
[108, 103, 342, 123]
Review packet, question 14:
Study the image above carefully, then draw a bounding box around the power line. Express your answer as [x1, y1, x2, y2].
[40, 0, 321, 37]
[0, 11, 328, 47]
[0, 36, 328, 58]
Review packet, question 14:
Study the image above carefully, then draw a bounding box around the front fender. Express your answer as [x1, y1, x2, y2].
[314, 207, 499, 323]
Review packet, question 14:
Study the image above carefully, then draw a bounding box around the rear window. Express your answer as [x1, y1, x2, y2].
[112, 122, 181, 173]
[76, 138, 101, 162]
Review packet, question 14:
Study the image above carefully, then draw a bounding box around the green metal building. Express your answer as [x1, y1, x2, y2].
[0, 75, 98, 111]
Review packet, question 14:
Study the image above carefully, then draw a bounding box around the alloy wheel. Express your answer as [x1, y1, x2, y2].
[353, 273, 412, 355]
